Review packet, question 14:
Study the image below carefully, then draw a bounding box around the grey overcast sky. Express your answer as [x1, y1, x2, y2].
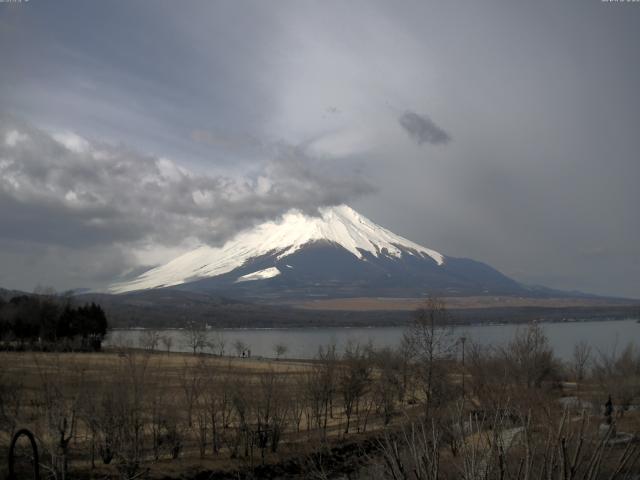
[0, 0, 639, 298]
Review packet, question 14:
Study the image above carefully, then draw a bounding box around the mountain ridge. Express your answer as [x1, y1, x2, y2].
[110, 205, 445, 294]
[107, 205, 595, 300]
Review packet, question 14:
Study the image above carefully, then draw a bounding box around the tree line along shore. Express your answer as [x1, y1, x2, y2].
[0, 293, 108, 351]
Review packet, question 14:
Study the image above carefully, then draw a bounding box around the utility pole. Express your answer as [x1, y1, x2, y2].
[460, 336, 466, 403]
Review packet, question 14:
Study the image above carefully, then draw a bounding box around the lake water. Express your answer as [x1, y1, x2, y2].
[105, 318, 640, 362]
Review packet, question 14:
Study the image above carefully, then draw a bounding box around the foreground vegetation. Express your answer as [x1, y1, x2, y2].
[2, 299, 640, 479]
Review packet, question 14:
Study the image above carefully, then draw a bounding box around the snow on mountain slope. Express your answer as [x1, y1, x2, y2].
[110, 205, 444, 293]
[235, 267, 281, 283]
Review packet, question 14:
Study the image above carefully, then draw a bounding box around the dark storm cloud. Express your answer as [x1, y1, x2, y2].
[398, 111, 451, 146]
[0, 117, 374, 250]
[0, 239, 136, 292]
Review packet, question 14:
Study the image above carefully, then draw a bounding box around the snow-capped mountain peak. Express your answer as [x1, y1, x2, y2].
[110, 205, 445, 293]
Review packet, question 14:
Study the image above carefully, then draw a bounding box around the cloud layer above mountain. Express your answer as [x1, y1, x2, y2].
[0, 117, 374, 249]
[0, 1, 639, 297]
[0, 115, 375, 288]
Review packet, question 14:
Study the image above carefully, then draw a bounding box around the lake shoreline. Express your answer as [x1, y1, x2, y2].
[107, 305, 640, 330]
[109, 315, 638, 332]
[105, 318, 640, 361]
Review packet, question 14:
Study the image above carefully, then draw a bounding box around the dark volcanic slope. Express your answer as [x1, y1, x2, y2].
[109, 205, 621, 302]
[175, 241, 527, 299]
[111, 205, 538, 299]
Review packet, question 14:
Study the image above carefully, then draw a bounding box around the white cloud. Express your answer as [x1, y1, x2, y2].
[52, 131, 90, 153]
[0, 117, 374, 250]
[5, 129, 28, 147]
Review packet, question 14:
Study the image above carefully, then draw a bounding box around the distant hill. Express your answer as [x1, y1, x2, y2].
[1, 285, 637, 328]
[78, 289, 639, 329]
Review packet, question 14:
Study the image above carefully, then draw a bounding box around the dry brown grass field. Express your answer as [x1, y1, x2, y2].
[0, 348, 424, 479]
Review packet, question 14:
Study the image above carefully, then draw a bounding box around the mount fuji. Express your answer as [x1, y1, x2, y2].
[110, 205, 529, 298]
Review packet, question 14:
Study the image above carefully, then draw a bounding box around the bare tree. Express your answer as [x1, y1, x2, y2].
[571, 340, 592, 383]
[149, 375, 168, 461]
[79, 385, 102, 469]
[109, 352, 151, 479]
[94, 386, 118, 465]
[339, 342, 371, 434]
[35, 355, 86, 480]
[182, 321, 207, 355]
[592, 344, 640, 416]
[397, 336, 415, 404]
[229, 375, 254, 461]
[290, 375, 307, 434]
[160, 334, 173, 355]
[208, 331, 226, 356]
[503, 323, 558, 389]
[139, 329, 160, 352]
[404, 297, 455, 417]
[149, 380, 183, 462]
[179, 359, 205, 428]
[376, 404, 640, 480]
[194, 389, 209, 459]
[0, 370, 24, 439]
[371, 347, 403, 426]
[255, 369, 290, 461]
[233, 339, 248, 357]
[305, 344, 337, 437]
[203, 366, 233, 455]
[465, 342, 512, 412]
[274, 343, 288, 360]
